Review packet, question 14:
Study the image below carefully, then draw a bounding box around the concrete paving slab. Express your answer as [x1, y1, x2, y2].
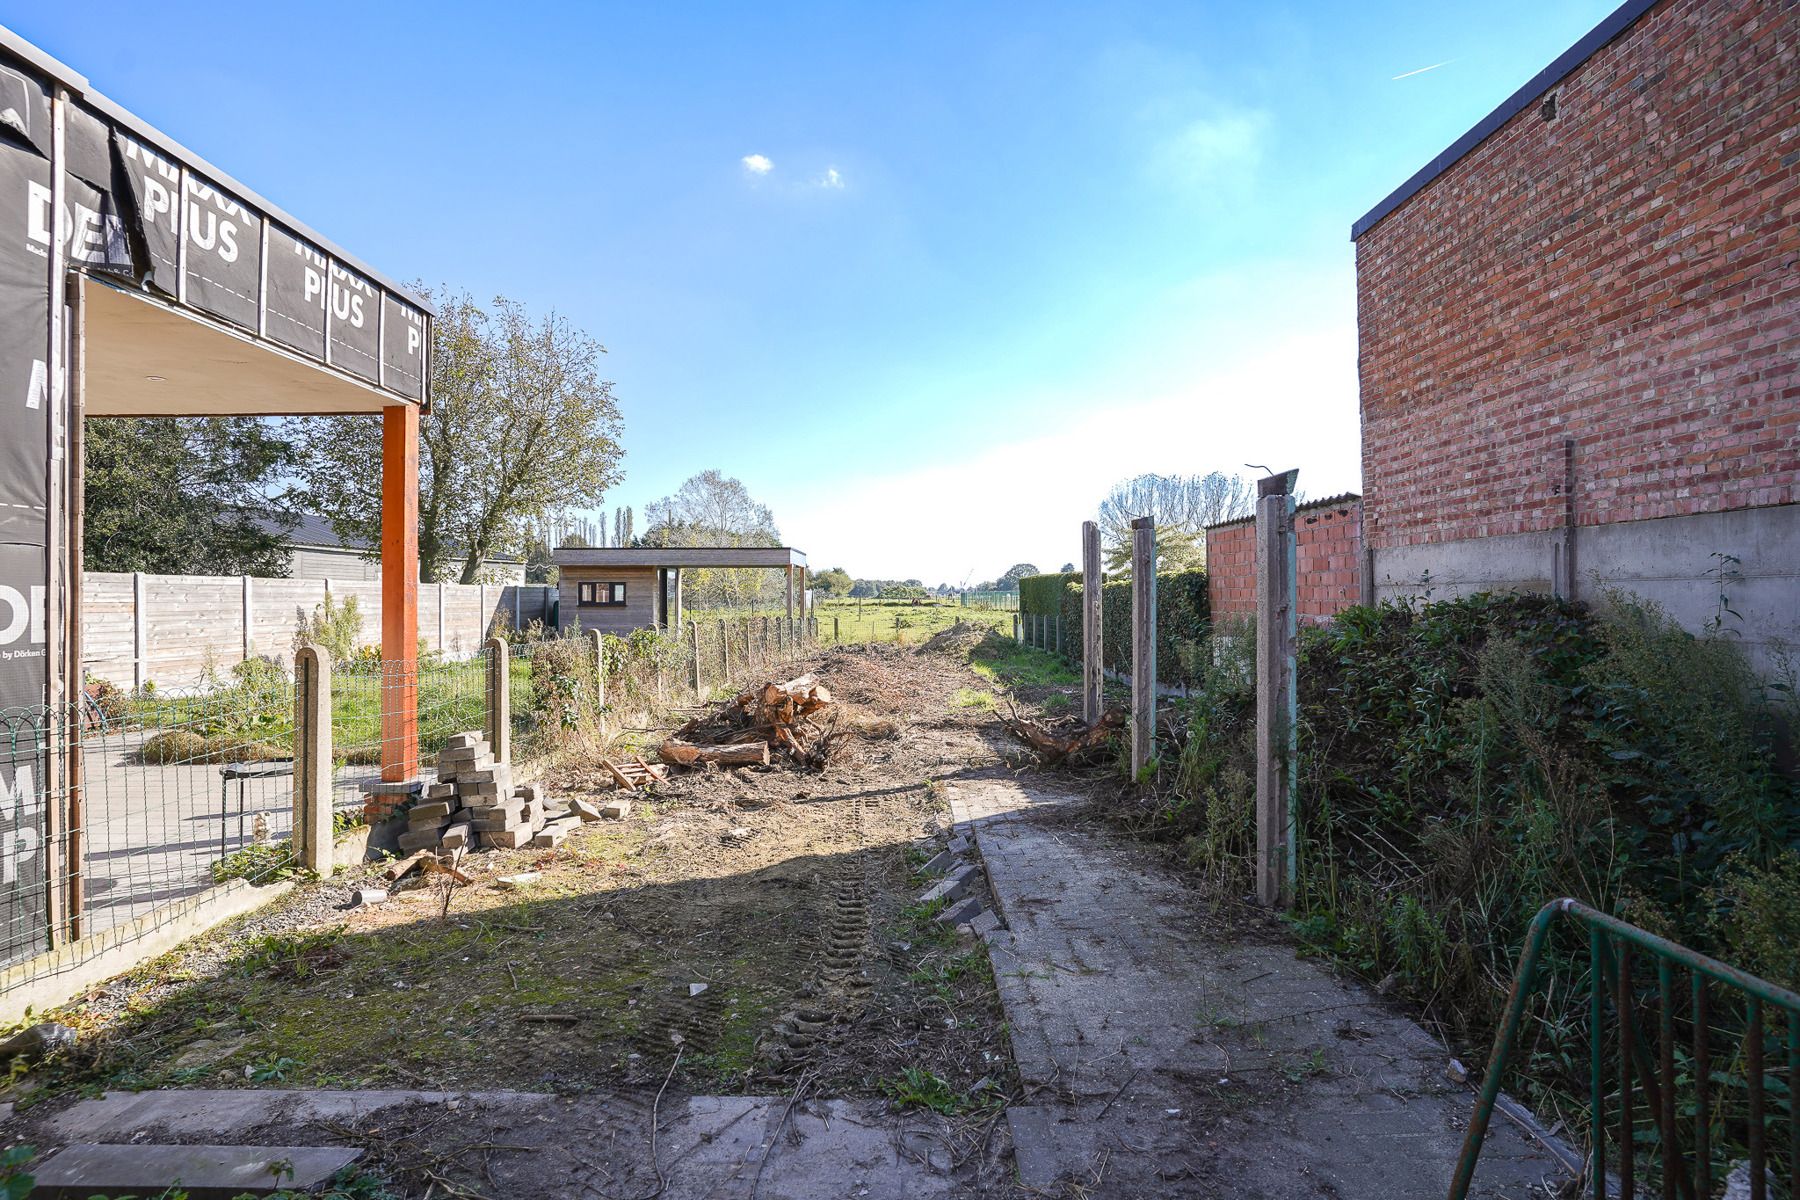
[952, 776, 1565, 1199]
[23, 1089, 962, 1200]
[29, 1143, 361, 1199]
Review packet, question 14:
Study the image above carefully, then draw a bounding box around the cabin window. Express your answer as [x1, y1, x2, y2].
[578, 581, 627, 607]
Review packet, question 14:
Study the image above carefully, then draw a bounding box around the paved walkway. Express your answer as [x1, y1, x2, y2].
[946, 774, 1560, 1198]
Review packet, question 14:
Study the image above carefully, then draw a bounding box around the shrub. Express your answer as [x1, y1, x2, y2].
[1019, 572, 1078, 618]
[294, 593, 363, 664]
[136, 729, 208, 764]
[83, 674, 127, 724]
[1056, 570, 1208, 687]
[1148, 590, 1800, 1118]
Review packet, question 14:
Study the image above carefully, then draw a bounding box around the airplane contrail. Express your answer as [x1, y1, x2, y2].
[1392, 59, 1454, 80]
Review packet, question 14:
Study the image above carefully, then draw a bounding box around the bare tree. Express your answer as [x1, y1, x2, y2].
[643, 471, 782, 608]
[1096, 471, 1254, 572]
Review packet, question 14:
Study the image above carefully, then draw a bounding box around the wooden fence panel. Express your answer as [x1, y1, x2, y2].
[142, 574, 241, 685]
[80, 573, 136, 687]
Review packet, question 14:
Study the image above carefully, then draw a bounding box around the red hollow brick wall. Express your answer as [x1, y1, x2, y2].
[1354, 0, 1800, 552]
[1206, 500, 1363, 625]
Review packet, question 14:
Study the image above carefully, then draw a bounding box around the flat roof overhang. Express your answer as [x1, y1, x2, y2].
[84, 281, 406, 416]
[555, 547, 807, 570]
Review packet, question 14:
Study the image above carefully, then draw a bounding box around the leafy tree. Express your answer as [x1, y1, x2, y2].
[292, 290, 624, 583]
[995, 563, 1040, 591]
[1060, 562, 1076, 573]
[84, 417, 297, 575]
[811, 566, 853, 598]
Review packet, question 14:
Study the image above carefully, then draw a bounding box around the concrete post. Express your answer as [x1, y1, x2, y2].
[673, 567, 684, 630]
[484, 636, 510, 765]
[590, 629, 607, 712]
[241, 575, 253, 663]
[718, 618, 729, 681]
[293, 645, 333, 876]
[1130, 517, 1156, 780]
[688, 620, 701, 694]
[1082, 520, 1102, 723]
[833, 615, 840, 643]
[132, 570, 147, 692]
[1255, 471, 1299, 908]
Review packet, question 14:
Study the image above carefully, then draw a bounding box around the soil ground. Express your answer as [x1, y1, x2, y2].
[26, 639, 1021, 1109]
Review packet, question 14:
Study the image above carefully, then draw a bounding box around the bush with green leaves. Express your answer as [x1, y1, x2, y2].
[293, 592, 364, 664]
[1146, 590, 1799, 1118]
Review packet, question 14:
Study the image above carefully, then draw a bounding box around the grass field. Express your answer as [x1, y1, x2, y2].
[688, 598, 1015, 646]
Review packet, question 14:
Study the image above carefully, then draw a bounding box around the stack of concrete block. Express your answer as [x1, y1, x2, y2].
[394, 730, 575, 854]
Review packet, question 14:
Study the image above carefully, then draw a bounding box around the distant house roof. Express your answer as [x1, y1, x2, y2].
[1350, 0, 1659, 240]
[555, 546, 807, 570]
[253, 512, 524, 563]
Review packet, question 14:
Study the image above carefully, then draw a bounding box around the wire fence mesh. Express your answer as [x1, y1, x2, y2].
[0, 660, 301, 970]
[329, 653, 491, 822]
[0, 618, 827, 985]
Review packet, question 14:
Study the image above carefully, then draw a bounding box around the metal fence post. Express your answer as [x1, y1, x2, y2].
[833, 615, 840, 643]
[1255, 470, 1299, 908]
[484, 635, 510, 765]
[293, 645, 333, 875]
[1082, 520, 1102, 721]
[1130, 517, 1157, 780]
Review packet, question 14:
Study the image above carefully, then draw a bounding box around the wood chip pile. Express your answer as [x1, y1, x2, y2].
[659, 673, 836, 769]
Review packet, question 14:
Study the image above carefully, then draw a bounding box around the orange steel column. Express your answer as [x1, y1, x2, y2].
[381, 403, 420, 781]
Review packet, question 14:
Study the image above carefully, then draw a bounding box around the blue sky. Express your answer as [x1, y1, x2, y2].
[25, 1, 1623, 584]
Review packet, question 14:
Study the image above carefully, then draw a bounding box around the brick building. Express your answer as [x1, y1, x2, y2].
[1352, 0, 1799, 668]
[1206, 495, 1363, 625]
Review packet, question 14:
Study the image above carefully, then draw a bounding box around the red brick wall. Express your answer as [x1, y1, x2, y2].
[1355, 0, 1800, 551]
[1206, 499, 1363, 624]
[1207, 521, 1256, 619]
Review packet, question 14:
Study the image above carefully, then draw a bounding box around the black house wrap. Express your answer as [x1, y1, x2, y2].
[0, 23, 432, 963]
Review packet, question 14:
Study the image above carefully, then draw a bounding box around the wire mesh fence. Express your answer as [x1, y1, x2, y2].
[0, 619, 828, 985]
[329, 653, 492, 821]
[0, 660, 302, 970]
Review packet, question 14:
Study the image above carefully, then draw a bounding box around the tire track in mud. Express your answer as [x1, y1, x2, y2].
[759, 785, 876, 1072]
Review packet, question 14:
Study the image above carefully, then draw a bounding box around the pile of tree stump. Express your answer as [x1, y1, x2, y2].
[998, 705, 1125, 765]
[659, 673, 835, 768]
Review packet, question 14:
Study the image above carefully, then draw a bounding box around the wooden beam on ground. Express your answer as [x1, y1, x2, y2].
[659, 739, 771, 767]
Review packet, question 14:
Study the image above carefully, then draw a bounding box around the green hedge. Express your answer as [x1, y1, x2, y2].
[1023, 569, 1209, 687]
[1019, 572, 1078, 617]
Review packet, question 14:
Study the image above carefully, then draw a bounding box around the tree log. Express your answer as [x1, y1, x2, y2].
[659, 738, 772, 767]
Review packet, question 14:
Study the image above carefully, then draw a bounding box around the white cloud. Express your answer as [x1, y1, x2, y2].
[817, 167, 845, 189]
[1152, 109, 1270, 189]
[741, 153, 773, 175]
[771, 325, 1362, 584]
